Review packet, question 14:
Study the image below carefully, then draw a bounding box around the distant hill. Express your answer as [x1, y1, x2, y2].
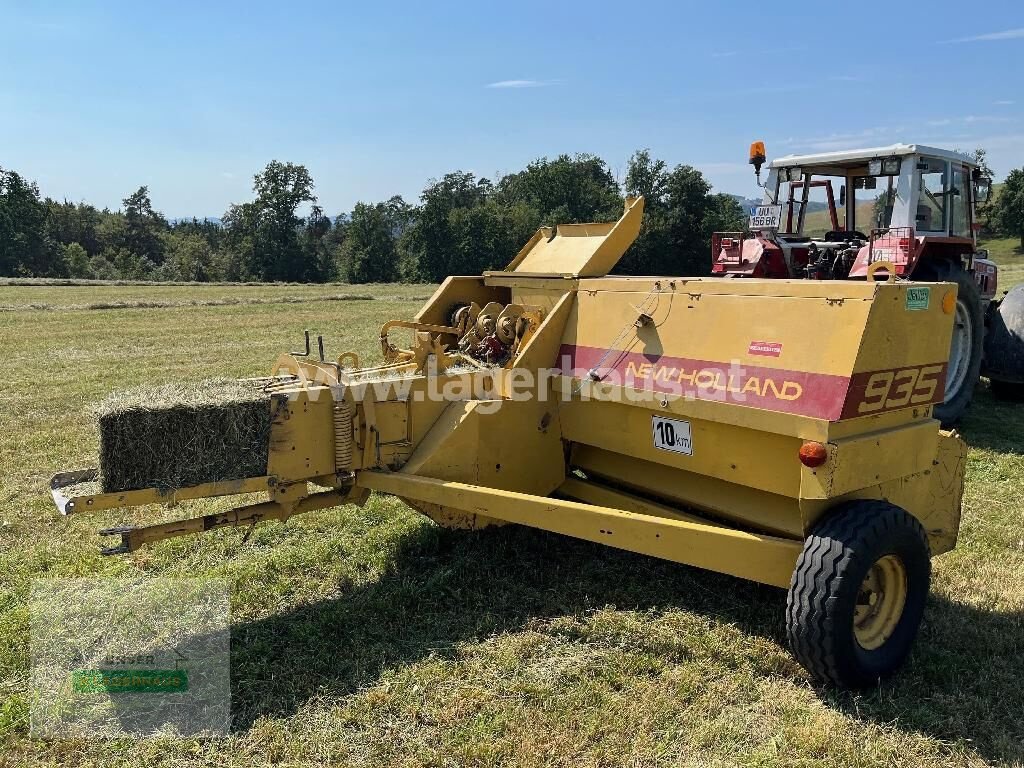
[730, 194, 827, 214]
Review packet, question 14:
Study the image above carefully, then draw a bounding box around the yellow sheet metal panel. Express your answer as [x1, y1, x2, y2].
[501, 197, 644, 277]
[798, 430, 965, 548]
[402, 399, 565, 497]
[413, 276, 509, 325]
[801, 420, 940, 501]
[267, 388, 337, 482]
[358, 471, 802, 588]
[922, 431, 967, 554]
[573, 277, 883, 299]
[556, 289, 866, 427]
[839, 282, 955, 421]
[565, 283, 869, 377]
[559, 398, 802, 498]
[570, 444, 805, 538]
[551, 376, 831, 441]
[557, 476, 710, 524]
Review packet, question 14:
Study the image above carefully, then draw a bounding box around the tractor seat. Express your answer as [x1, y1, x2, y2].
[916, 205, 934, 231]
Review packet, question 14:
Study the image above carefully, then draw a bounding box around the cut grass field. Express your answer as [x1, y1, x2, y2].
[1, 281, 1023, 767]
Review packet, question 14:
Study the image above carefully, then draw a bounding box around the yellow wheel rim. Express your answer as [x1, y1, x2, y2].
[853, 554, 908, 651]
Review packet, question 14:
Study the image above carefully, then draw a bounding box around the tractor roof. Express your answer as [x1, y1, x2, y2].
[769, 143, 977, 170]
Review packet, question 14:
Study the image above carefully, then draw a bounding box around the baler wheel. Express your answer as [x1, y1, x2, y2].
[785, 501, 930, 687]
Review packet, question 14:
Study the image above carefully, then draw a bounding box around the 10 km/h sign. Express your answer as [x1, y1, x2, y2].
[652, 415, 693, 455]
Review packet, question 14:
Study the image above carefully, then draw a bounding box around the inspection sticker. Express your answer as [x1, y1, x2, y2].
[906, 286, 930, 311]
[652, 415, 693, 455]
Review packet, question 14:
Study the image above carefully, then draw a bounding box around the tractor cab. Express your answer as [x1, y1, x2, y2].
[712, 143, 996, 298]
[712, 142, 1004, 426]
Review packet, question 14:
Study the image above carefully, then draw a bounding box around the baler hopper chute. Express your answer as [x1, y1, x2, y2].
[52, 196, 969, 688]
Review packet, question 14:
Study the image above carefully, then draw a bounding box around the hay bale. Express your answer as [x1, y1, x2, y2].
[97, 379, 274, 493]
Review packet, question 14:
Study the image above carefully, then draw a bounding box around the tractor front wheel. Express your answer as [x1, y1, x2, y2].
[785, 501, 931, 687]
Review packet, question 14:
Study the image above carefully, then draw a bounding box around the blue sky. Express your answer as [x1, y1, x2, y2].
[2, 0, 1022, 218]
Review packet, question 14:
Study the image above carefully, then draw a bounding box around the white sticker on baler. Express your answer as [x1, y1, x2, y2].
[652, 415, 693, 455]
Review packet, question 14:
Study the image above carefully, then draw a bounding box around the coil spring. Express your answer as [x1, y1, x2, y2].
[333, 399, 354, 470]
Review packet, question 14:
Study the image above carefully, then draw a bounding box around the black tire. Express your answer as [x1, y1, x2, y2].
[786, 501, 931, 688]
[918, 267, 983, 426]
[990, 378, 1024, 400]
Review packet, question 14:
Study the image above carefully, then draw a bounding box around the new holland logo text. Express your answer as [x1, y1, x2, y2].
[625, 361, 803, 401]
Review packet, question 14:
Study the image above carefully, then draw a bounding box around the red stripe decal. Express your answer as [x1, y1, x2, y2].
[556, 344, 851, 420]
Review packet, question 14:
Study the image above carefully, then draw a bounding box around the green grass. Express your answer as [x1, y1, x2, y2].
[2, 281, 1024, 766]
[979, 237, 1024, 293]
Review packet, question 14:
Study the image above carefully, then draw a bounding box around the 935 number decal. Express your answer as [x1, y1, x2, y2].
[851, 364, 945, 416]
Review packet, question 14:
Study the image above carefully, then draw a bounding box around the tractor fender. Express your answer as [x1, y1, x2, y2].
[984, 285, 1024, 386]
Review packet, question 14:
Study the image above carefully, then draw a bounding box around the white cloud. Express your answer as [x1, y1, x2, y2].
[947, 27, 1024, 43]
[830, 75, 863, 82]
[485, 79, 558, 89]
[995, 100, 1015, 106]
[711, 51, 738, 58]
[781, 126, 894, 152]
[964, 114, 1012, 124]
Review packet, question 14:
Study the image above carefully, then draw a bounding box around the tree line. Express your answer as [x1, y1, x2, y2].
[5, 150, 1021, 283]
[0, 152, 746, 283]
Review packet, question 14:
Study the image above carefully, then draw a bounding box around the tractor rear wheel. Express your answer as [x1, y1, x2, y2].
[990, 378, 1024, 400]
[929, 268, 983, 426]
[786, 501, 931, 688]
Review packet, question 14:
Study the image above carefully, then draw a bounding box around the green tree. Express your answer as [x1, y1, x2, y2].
[47, 200, 102, 256]
[122, 186, 168, 264]
[341, 200, 398, 283]
[303, 205, 337, 281]
[401, 173, 493, 281]
[495, 153, 621, 224]
[995, 168, 1024, 248]
[972, 148, 997, 234]
[621, 149, 743, 275]
[223, 161, 321, 281]
[163, 233, 219, 281]
[63, 242, 91, 278]
[0, 168, 62, 276]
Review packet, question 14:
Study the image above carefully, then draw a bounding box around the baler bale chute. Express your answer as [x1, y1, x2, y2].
[51, 196, 970, 688]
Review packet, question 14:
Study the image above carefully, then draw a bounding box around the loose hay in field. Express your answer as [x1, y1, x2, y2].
[97, 378, 274, 493]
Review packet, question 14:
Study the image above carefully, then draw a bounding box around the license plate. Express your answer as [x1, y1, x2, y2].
[749, 205, 782, 230]
[652, 415, 693, 455]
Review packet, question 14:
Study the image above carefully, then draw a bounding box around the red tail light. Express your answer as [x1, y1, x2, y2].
[898, 237, 911, 250]
[799, 441, 828, 468]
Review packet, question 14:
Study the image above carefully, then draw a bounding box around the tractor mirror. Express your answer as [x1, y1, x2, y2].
[839, 185, 846, 206]
[974, 177, 992, 203]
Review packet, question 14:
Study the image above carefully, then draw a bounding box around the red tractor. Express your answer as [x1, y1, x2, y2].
[712, 142, 1023, 424]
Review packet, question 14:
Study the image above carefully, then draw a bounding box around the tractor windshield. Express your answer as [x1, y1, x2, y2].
[773, 173, 847, 237]
[773, 171, 892, 237]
